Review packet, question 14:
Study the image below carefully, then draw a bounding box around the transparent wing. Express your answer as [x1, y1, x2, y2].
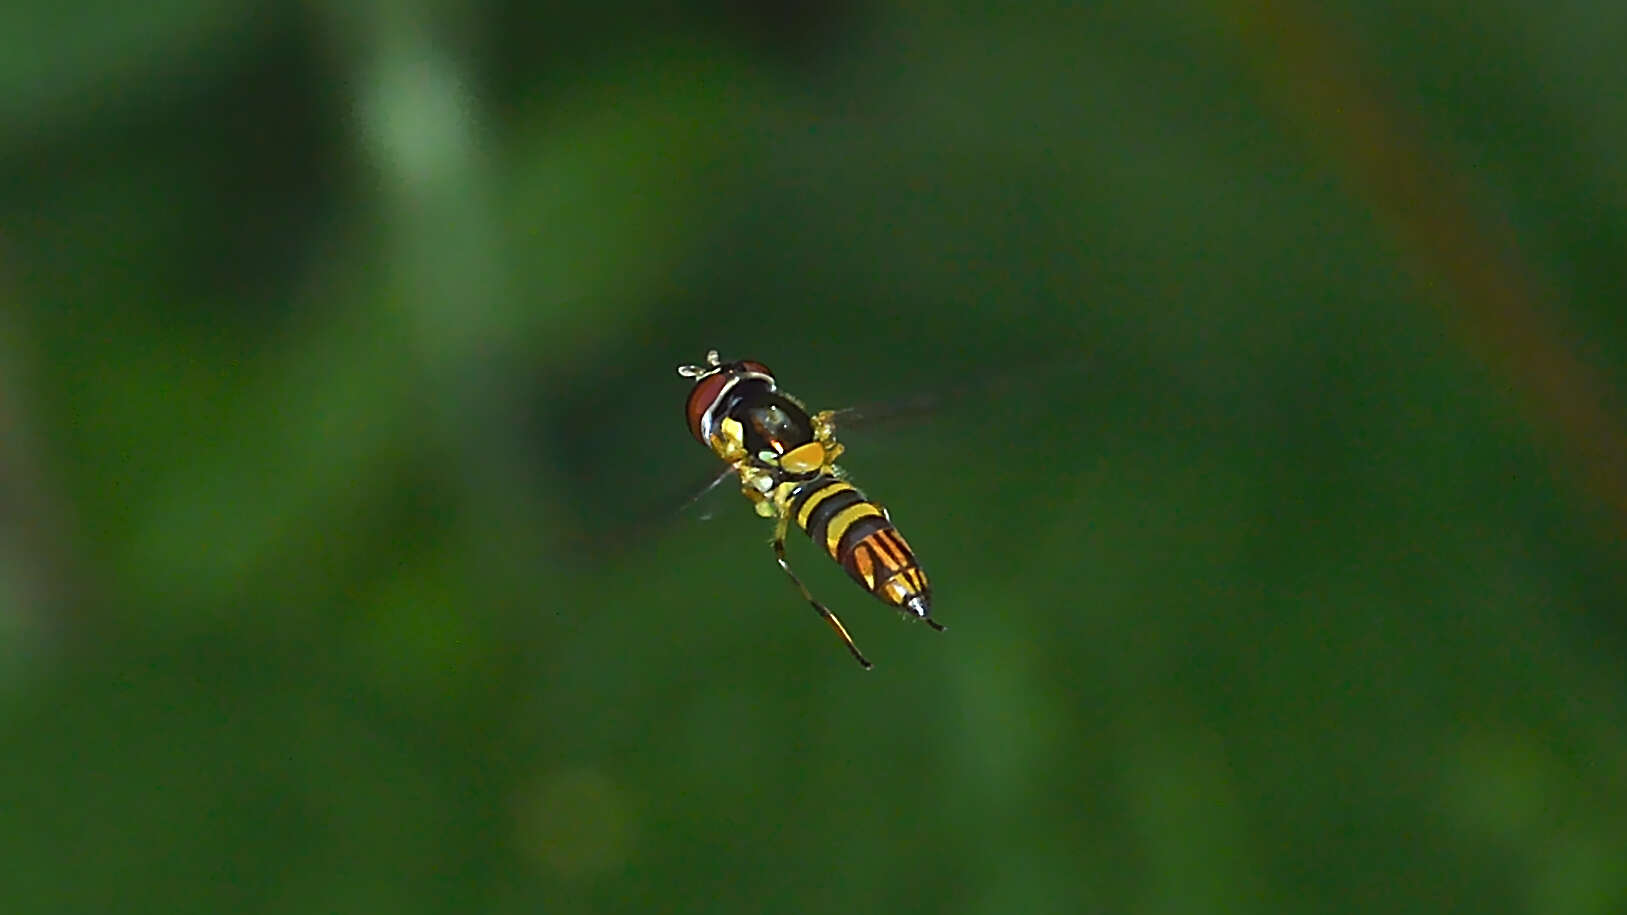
[825, 357, 1083, 436]
[681, 464, 737, 522]
[546, 355, 1085, 564]
[549, 461, 745, 567]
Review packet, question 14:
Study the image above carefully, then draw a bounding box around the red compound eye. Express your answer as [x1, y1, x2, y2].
[739, 360, 773, 379]
[684, 372, 729, 442]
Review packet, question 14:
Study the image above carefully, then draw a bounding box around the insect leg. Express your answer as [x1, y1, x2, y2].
[772, 506, 872, 669]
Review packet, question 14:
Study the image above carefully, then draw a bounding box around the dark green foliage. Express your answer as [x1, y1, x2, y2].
[2, 2, 1625, 913]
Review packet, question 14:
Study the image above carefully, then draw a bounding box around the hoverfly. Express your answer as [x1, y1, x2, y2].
[678, 350, 942, 669]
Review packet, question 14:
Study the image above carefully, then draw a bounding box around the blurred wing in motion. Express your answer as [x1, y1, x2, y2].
[827, 356, 1087, 434]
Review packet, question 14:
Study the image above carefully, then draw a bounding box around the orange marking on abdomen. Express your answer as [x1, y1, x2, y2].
[868, 528, 915, 571]
[844, 526, 929, 606]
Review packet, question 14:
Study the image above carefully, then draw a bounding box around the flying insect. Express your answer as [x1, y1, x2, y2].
[677, 350, 941, 669]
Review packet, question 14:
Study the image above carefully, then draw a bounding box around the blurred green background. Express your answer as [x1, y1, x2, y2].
[4, 1, 1626, 913]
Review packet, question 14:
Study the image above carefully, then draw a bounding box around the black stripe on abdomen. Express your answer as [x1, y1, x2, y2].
[791, 477, 865, 550]
[834, 513, 892, 564]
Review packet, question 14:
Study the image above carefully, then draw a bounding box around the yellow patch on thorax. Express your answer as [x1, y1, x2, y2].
[779, 441, 826, 474]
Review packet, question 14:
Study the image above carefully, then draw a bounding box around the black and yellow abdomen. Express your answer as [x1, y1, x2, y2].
[678, 348, 944, 666]
[789, 476, 932, 615]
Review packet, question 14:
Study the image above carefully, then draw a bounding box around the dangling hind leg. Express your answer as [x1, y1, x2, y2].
[771, 507, 872, 669]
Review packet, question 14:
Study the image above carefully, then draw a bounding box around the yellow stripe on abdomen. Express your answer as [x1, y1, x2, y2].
[823, 501, 884, 558]
[795, 479, 855, 530]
